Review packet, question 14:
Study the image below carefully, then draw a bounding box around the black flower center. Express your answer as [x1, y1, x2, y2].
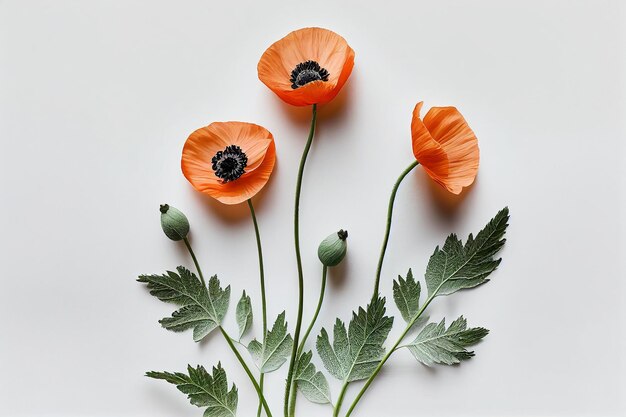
[211, 145, 248, 183]
[290, 60, 330, 89]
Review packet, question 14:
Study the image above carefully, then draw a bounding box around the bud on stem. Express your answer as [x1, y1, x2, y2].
[318, 229, 348, 267]
[159, 204, 190, 241]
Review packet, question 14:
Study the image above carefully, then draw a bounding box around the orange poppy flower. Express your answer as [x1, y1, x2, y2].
[411, 102, 479, 194]
[181, 122, 276, 205]
[258, 27, 355, 106]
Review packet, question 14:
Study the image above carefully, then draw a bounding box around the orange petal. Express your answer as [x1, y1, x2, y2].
[258, 27, 355, 106]
[181, 126, 227, 188]
[208, 122, 273, 172]
[411, 102, 479, 194]
[201, 140, 276, 205]
[411, 102, 450, 189]
[181, 122, 276, 205]
[423, 106, 479, 194]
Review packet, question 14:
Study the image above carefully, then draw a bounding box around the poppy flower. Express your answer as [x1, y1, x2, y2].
[411, 102, 479, 194]
[181, 122, 276, 205]
[258, 27, 355, 106]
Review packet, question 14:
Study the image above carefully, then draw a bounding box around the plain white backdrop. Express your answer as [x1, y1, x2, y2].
[1, 1, 625, 416]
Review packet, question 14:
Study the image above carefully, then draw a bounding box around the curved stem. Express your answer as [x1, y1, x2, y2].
[257, 374, 265, 417]
[183, 238, 271, 416]
[247, 199, 268, 336]
[372, 160, 420, 299]
[248, 199, 268, 417]
[284, 103, 318, 417]
[288, 265, 328, 417]
[343, 292, 437, 417]
[298, 265, 327, 355]
[219, 326, 273, 417]
[183, 237, 205, 287]
[334, 382, 349, 417]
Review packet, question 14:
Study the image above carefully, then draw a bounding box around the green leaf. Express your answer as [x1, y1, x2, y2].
[146, 363, 238, 417]
[294, 350, 332, 404]
[247, 311, 293, 373]
[393, 268, 421, 323]
[425, 207, 509, 298]
[235, 290, 252, 339]
[137, 266, 230, 342]
[406, 316, 489, 366]
[316, 296, 394, 383]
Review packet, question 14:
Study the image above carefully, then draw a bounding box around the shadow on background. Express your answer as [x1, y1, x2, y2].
[416, 168, 479, 226]
[328, 252, 350, 290]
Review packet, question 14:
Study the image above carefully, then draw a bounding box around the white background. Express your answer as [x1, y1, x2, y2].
[1, 1, 625, 416]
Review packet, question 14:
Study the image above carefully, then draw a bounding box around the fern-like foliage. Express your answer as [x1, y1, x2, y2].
[406, 316, 489, 366]
[137, 266, 230, 342]
[316, 297, 393, 383]
[147, 363, 238, 417]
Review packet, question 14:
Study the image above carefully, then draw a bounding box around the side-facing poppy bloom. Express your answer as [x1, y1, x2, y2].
[181, 122, 276, 205]
[258, 27, 355, 106]
[411, 102, 479, 194]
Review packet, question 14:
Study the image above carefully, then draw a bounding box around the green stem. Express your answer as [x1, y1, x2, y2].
[258, 373, 265, 417]
[219, 326, 273, 417]
[343, 292, 437, 417]
[183, 237, 271, 416]
[334, 382, 349, 417]
[298, 265, 327, 355]
[288, 265, 328, 417]
[284, 103, 318, 417]
[183, 237, 205, 287]
[248, 199, 268, 417]
[372, 160, 420, 299]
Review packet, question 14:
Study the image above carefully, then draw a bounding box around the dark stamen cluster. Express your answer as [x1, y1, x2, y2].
[211, 145, 248, 183]
[290, 60, 330, 89]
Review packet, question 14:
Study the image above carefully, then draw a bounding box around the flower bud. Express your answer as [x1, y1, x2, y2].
[159, 204, 190, 241]
[318, 229, 348, 267]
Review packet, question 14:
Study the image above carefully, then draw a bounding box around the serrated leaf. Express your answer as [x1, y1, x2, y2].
[425, 207, 509, 297]
[247, 311, 293, 373]
[294, 350, 332, 404]
[137, 266, 230, 342]
[406, 316, 489, 366]
[393, 268, 421, 323]
[146, 363, 238, 417]
[316, 297, 394, 383]
[235, 290, 252, 339]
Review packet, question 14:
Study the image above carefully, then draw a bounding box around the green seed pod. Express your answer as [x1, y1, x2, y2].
[159, 204, 190, 241]
[318, 229, 348, 267]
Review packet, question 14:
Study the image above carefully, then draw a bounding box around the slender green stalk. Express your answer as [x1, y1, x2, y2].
[297, 265, 327, 357]
[248, 199, 268, 417]
[334, 382, 349, 417]
[288, 266, 328, 417]
[183, 237, 205, 287]
[343, 291, 438, 417]
[219, 326, 274, 417]
[182, 238, 271, 416]
[372, 160, 420, 299]
[284, 103, 318, 417]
